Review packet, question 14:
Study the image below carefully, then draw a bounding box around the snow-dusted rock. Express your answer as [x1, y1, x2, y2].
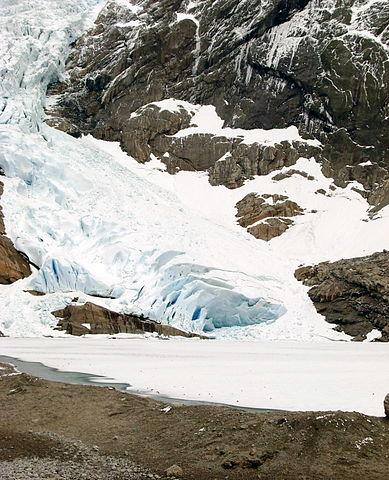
[236, 193, 303, 240]
[295, 251, 389, 341]
[52, 302, 205, 337]
[53, 0, 389, 207]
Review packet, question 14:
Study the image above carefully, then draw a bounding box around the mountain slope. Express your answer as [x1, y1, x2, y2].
[0, 0, 388, 340]
[52, 0, 389, 208]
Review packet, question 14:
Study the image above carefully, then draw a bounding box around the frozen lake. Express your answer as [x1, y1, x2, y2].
[1, 336, 388, 416]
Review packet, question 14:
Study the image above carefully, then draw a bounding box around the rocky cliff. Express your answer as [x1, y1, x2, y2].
[48, 0, 389, 208]
[53, 301, 206, 337]
[295, 251, 389, 341]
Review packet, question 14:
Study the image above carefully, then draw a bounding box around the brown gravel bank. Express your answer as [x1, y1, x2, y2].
[1, 363, 389, 480]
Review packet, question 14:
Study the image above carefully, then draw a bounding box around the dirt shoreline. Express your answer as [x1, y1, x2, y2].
[1, 362, 389, 480]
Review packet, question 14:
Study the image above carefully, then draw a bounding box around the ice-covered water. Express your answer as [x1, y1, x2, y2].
[2, 336, 389, 415]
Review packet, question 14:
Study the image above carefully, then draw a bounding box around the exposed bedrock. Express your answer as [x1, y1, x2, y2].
[272, 169, 314, 182]
[236, 193, 303, 240]
[120, 103, 318, 187]
[295, 251, 389, 341]
[47, 0, 389, 207]
[122, 104, 193, 163]
[0, 181, 31, 284]
[52, 302, 206, 338]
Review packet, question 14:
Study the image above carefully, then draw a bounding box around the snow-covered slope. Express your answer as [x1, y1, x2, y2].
[0, 0, 388, 339]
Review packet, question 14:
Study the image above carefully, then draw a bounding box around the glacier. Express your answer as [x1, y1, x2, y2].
[0, 0, 388, 339]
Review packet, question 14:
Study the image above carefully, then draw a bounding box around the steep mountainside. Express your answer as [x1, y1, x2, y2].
[50, 0, 389, 209]
[0, 0, 388, 340]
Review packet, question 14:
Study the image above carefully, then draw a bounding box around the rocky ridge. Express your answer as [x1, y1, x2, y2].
[53, 301, 206, 338]
[115, 101, 319, 189]
[295, 251, 389, 341]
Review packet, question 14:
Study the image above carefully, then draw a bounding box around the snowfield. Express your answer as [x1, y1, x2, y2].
[0, 0, 388, 342]
[1, 336, 389, 416]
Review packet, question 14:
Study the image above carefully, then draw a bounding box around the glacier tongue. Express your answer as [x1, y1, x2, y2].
[0, 121, 293, 336]
[0, 0, 387, 340]
[126, 252, 287, 332]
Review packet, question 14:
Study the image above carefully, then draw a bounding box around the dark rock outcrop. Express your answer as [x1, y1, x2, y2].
[295, 252, 389, 341]
[0, 182, 31, 284]
[207, 140, 314, 189]
[122, 103, 193, 163]
[98, 100, 318, 188]
[0, 237, 31, 285]
[385, 394, 389, 418]
[236, 193, 303, 240]
[247, 217, 293, 241]
[47, 0, 389, 207]
[52, 302, 206, 338]
[272, 169, 314, 182]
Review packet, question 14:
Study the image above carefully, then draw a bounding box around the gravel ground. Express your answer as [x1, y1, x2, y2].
[0, 431, 166, 480]
[0, 452, 161, 480]
[1, 362, 389, 480]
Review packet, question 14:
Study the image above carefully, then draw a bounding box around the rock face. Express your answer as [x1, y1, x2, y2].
[47, 0, 389, 207]
[121, 103, 193, 164]
[120, 102, 319, 188]
[52, 302, 205, 338]
[236, 193, 303, 240]
[385, 394, 389, 418]
[50, 94, 318, 189]
[295, 252, 389, 341]
[272, 169, 314, 182]
[207, 140, 313, 189]
[0, 181, 31, 284]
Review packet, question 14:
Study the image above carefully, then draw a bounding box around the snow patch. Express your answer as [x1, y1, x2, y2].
[365, 329, 382, 342]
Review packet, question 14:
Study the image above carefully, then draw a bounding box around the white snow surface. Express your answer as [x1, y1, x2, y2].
[1, 336, 389, 416]
[0, 0, 388, 341]
[145, 100, 320, 147]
